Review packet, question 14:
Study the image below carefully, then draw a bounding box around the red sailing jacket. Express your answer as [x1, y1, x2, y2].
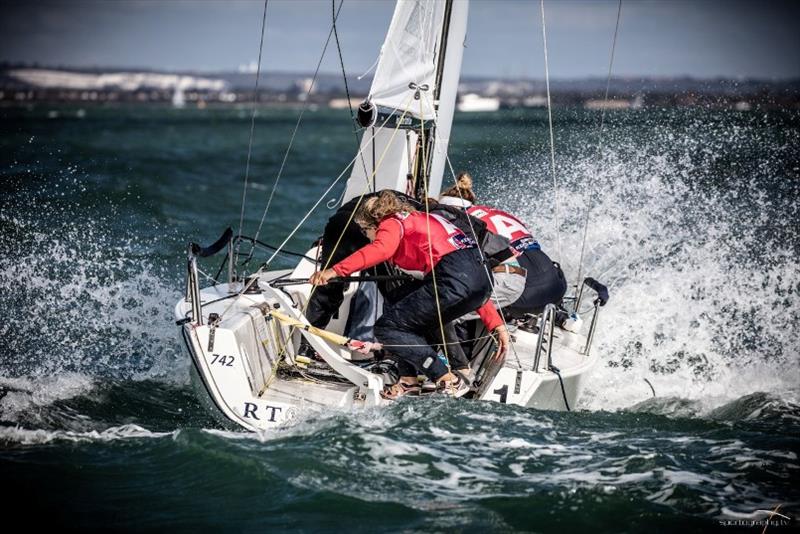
[332, 211, 502, 331]
[466, 205, 540, 253]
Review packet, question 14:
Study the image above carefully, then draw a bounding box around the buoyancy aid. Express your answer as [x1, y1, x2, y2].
[390, 211, 476, 276]
[467, 205, 540, 253]
[430, 204, 515, 266]
[333, 211, 475, 278]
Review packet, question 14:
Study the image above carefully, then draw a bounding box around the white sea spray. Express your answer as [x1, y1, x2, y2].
[477, 110, 799, 412]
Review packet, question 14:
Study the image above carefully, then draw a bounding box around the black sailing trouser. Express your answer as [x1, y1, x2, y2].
[374, 248, 492, 380]
[305, 209, 370, 328]
[506, 248, 567, 315]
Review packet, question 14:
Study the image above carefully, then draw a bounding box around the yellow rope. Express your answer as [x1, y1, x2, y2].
[418, 96, 451, 377]
[416, 88, 522, 370]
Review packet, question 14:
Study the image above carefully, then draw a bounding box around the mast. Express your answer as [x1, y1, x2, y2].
[426, 0, 466, 198]
[434, 0, 454, 105]
[412, 0, 453, 201]
[341, 0, 468, 203]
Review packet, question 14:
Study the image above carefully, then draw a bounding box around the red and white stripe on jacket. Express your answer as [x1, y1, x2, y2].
[467, 205, 537, 252]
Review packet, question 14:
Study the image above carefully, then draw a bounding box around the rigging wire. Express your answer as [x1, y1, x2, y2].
[575, 0, 623, 293]
[332, 0, 370, 190]
[219, 93, 417, 321]
[539, 0, 562, 265]
[248, 0, 346, 254]
[236, 0, 269, 262]
[419, 88, 524, 370]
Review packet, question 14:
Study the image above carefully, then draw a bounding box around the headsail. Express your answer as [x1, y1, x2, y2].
[342, 0, 468, 203]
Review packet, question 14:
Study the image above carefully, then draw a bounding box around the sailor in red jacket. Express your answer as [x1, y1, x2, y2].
[310, 190, 509, 398]
[439, 173, 567, 315]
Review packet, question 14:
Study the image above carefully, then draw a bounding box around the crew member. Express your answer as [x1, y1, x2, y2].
[439, 173, 567, 316]
[305, 191, 420, 332]
[309, 190, 510, 398]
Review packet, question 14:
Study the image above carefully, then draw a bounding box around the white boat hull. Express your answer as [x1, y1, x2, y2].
[175, 253, 600, 432]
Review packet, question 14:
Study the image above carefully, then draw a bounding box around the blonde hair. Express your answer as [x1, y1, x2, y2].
[440, 172, 477, 203]
[355, 191, 416, 228]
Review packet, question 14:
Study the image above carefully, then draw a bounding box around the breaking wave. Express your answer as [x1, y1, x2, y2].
[0, 171, 188, 425]
[0, 187, 184, 382]
[473, 109, 800, 411]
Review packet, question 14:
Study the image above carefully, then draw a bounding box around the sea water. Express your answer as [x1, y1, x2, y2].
[1, 105, 798, 532]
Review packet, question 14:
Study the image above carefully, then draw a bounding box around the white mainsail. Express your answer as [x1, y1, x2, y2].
[342, 0, 468, 202]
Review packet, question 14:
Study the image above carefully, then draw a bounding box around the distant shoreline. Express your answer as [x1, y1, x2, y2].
[2, 65, 798, 110]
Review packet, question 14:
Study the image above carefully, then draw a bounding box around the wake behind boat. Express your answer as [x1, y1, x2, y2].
[174, 0, 611, 432]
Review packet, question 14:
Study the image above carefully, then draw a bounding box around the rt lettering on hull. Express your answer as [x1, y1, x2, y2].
[243, 402, 283, 423]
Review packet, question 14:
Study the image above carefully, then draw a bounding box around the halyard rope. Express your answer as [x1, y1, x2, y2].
[575, 0, 623, 292]
[236, 0, 269, 263]
[540, 0, 562, 265]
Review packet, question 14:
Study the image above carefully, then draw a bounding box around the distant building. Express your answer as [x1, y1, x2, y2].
[457, 93, 500, 112]
[328, 97, 365, 109]
[584, 94, 644, 110]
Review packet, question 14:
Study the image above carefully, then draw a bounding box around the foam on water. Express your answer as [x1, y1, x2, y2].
[1, 195, 183, 377]
[2, 109, 797, 424]
[187, 397, 797, 518]
[0, 423, 175, 446]
[478, 110, 799, 412]
[0, 374, 94, 424]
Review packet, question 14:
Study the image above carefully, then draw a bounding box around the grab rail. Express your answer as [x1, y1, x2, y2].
[532, 304, 556, 372]
[185, 228, 235, 326]
[574, 277, 609, 357]
[584, 301, 600, 356]
[186, 249, 203, 326]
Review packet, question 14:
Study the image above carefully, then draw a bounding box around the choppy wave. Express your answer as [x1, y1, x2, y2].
[0, 423, 174, 446]
[3, 109, 797, 417]
[0, 377, 217, 432]
[2, 391, 796, 527]
[1, 107, 798, 530]
[188, 396, 799, 523]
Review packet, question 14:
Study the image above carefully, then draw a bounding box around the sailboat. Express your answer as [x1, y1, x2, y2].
[174, 0, 609, 432]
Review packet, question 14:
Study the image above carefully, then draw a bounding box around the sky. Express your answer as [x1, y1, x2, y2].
[0, 0, 798, 80]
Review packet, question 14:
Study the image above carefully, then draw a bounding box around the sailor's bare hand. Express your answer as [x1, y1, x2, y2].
[493, 325, 510, 361]
[309, 268, 338, 286]
[347, 340, 383, 354]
